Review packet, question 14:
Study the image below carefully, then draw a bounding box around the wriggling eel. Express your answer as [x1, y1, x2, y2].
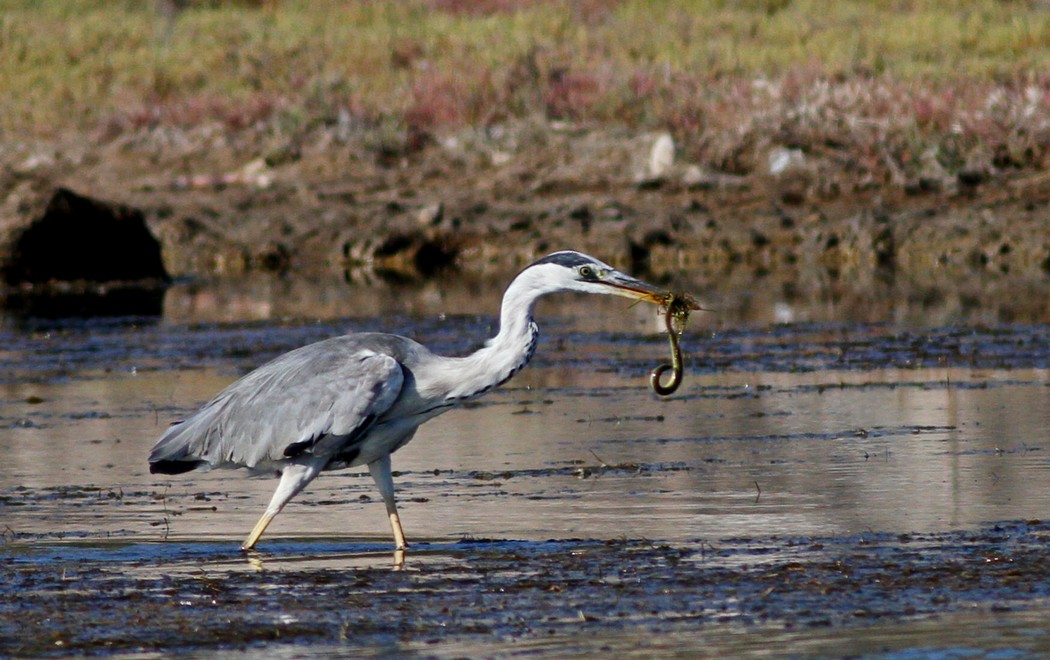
[650, 291, 701, 396]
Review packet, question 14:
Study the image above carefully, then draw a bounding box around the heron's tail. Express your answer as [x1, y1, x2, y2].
[149, 457, 203, 474]
[148, 418, 209, 474]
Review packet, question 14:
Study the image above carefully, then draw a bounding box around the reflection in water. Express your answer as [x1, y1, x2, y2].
[152, 271, 1050, 326]
[0, 283, 167, 321]
[6, 266, 1047, 327]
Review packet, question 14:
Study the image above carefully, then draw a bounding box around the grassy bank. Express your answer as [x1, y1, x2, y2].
[2, 0, 1050, 188]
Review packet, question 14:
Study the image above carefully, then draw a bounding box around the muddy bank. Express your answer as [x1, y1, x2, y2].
[3, 126, 1050, 288]
[3, 522, 1050, 657]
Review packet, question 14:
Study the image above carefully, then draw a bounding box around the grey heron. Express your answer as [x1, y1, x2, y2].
[149, 250, 669, 551]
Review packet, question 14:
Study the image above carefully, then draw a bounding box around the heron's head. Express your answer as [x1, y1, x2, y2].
[522, 250, 673, 305]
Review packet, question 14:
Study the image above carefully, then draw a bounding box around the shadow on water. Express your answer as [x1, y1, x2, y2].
[1, 270, 1049, 656]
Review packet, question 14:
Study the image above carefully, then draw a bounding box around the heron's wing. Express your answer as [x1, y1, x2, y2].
[279, 350, 404, 462]
[150, 340, 404, 470]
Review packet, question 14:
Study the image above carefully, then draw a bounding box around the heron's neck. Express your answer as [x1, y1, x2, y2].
[443, 269, 546, 400]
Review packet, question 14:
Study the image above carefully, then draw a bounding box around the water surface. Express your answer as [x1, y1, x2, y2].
[2, 275, 1049, 657]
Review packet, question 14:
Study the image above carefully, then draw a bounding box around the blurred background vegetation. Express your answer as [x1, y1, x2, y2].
[2, 0, 1049, 183]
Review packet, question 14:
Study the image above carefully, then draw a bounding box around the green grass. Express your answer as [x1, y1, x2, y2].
[2, 0, 1049, 184]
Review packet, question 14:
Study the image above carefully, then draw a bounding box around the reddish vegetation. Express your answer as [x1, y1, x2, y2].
[109, 65, 1049, 198]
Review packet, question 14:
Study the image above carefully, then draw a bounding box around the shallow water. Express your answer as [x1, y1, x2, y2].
[3, 366, 1050, 546]
[1, 276, 1049, 657]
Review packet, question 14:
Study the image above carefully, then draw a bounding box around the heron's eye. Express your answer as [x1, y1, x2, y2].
[578, 266, 596, 279]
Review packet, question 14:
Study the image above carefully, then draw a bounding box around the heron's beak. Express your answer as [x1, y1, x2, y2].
[602, 272, 675, 305]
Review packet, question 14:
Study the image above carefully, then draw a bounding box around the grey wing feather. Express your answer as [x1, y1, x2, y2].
[149, 339, 404, 469]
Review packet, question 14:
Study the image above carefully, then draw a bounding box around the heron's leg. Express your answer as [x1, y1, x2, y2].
[368, 454, 407, 550]
[242, 458, 326, 551]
